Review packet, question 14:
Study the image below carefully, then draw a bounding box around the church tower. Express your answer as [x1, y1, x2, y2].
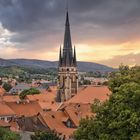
[56, 11, 78, 102]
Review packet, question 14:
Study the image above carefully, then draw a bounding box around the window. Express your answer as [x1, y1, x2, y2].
[7, 117, 12, 121]
[51, 115, 55, 118]
[67, 120, 71, 128]
[1, 117, 4, 121]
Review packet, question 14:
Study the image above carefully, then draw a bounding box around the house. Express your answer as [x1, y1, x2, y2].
[9, 83, 30, 94]
[17, 115, 47, 132]
[16, 102, 92, 139]
[6, 100, 43, 117]
[0, 102, 16, 122]
[26, 92, 60, 111]
[17, 112, 75, 139]
[0, 85, 111, 140]
[59, 103, 93, 127]
[83, 77, 108, 85]
[16, 111, 74, 139]
[37, 111, 76, 139]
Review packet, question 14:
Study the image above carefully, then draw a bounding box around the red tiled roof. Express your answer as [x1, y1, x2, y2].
[3, 95, 20, 102]
[38, 101, 61, 111]
[39, 111, 76, 137]
[38, 103, 92, 137]
[6, 101, 43, 117]
[26, 93, 55, 102]
[26, 92, 61, 111]
[63, 103, 92, 127]
[26, 93, 60, 111]
[67, 86, 111, 104]
[0, 102, 16, 116]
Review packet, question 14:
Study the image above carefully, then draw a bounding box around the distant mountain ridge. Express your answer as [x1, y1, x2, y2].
[0, 58, 114, 72]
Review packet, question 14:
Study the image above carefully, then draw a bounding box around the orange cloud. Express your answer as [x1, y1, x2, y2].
[98, 53, 140, 68]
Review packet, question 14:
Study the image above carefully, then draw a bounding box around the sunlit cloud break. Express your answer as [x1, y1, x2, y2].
[0, 0, 140, 67]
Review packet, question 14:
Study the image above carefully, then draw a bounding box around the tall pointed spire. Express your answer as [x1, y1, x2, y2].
[57, 1, 78, 102]
[66, 0, 69, 26]
[66, 11, 70, 26]
[62, 8, 73, 66]
[64, 10, 72, 49]
[58, 0, 77, 68]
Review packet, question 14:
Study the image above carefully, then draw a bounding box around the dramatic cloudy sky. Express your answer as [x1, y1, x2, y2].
[0, 0, 140, 67]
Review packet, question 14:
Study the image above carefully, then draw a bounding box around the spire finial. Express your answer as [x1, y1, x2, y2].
[66, 0, 69, 12]
[65, 0, 70, 26]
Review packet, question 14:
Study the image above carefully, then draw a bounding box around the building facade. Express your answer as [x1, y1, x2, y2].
[57, 11, 78, 102]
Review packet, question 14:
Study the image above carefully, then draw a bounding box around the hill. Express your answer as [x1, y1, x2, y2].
[0, 58, 114, 72]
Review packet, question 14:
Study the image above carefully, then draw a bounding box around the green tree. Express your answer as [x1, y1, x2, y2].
[30, 131, 61, 140]
[19, 88, 40, 100]
[3, 82, 12, 92]
[83, 80, 91, 85]
[74, 66, 140, 140]
[132, 134, 140, 140]
[0, 127, 21, 140]
[108, 65, 140, 93]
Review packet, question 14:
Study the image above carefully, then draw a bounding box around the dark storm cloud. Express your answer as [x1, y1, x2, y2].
[0, 0, 140, 44]
[0, 0, 140, 31]
[0, 0, 60, 31]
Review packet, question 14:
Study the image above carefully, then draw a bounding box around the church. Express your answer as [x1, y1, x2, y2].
[56, 11, 78, 102]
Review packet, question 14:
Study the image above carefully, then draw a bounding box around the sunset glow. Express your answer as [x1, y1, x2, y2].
[0, 0, 140, 68]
